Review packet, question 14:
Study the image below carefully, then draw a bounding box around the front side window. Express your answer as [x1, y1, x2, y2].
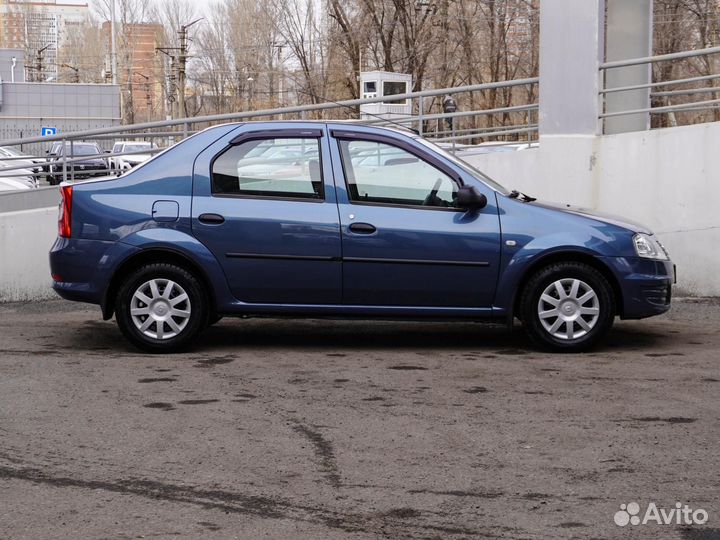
[212, 137, 322, 199]
[337, 139, 459, 208]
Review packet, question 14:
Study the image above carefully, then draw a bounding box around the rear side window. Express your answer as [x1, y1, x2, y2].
[212, 138, 323, 199]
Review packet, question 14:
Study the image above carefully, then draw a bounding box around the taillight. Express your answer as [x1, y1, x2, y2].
[58, 185, 73, 238]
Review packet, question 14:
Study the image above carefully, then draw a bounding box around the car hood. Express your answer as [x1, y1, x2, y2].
[0, 177, 32, 190]
[533, 201, 652, 234]
[124, 154, 152, 163]
[1, 159, 36, 170]
[0, 166, 34, 177]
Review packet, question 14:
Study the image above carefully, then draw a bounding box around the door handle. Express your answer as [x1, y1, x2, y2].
[198, 213, 225, 224]
[349, 222, 376, 234]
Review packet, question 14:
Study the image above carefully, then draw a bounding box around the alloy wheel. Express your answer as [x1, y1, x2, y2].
[130, 278, 191, 340]
[537, 278, 600, 340]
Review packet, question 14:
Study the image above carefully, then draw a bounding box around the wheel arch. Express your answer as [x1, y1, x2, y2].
[102, 248, 217, 320]
[510, 250, 624, 320]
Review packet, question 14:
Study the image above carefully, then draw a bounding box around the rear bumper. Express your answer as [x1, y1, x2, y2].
[49, 236, 139, 306]
[601, 256, 674, 319]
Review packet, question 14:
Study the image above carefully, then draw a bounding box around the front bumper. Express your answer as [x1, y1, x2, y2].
[72, 167, 108, 179]
[601, 256, 674, 319]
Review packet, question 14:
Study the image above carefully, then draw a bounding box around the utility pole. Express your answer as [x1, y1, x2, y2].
[36, 45, 50, 82]
[133, 72, 152, 122]
[110, 0, 118, 85]
[157, 18, 202, 120]
[276, 44, 284, 108]
[156, 49, 176, 118]
[177, 18, 203, 119]
[177, 25, 188, 118]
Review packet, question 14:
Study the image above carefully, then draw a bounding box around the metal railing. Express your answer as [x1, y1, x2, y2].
[600, 45, 720, 128]
[0, 78, 538, 187]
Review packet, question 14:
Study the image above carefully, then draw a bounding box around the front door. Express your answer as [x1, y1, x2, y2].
[192, 125, 342, 305]
[329, 128, 501, 307]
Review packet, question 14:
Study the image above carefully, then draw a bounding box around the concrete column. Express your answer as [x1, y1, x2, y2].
[604, 0, 654, 134]
[539, 0, 605, 136]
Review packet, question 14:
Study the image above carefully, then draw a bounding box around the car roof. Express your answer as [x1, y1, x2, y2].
[221, 120, 420, 139]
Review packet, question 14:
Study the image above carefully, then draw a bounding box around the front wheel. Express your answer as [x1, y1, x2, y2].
[520, 262, 615, 352]
[115, 263, 208, 353]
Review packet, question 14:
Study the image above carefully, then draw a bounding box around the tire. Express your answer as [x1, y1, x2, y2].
[207, 314, 223, 327]
[520, 262, 615, 352]
[115, 263, 208, 353]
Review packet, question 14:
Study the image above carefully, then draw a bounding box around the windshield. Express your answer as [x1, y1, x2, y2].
[414, 137, 510, 195]
[123, 143, 153, 153]
[68, 144, 101, 156]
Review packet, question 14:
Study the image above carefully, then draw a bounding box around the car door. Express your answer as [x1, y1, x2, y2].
[329, 127, 501, 308]
[192, 125, 342, 305]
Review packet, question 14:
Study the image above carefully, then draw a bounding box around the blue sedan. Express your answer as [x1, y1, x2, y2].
[49, 122, 674, 353]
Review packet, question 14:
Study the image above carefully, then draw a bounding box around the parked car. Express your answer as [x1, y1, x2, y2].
[108, 141, 157, 172]
[47, 142, 109, 185]
[50, 122, 674, 353]
[42, 141, 65, 182]
[0, 176, 34, 191]
[0, 159, 38, 189]
[0, 146, 44, 173]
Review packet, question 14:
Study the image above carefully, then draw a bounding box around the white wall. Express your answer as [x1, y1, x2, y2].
[0, 207, 58, 302]
[463, 122, 720, 296]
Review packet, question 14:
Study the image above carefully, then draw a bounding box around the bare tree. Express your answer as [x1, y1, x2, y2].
[271, 0, 330, 106]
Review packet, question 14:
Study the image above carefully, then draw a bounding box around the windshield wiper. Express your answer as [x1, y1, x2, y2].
[508, 190, 537, 202]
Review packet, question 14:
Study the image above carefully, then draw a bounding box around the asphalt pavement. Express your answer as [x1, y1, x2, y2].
[0, 298, 718, 539]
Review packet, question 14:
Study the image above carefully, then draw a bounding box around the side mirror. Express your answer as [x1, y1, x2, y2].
[456, 185, 487, 210]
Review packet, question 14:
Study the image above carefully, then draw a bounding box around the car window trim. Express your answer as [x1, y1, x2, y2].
[330, 129, 463, 184]
[331, 130, 465, 211]
[229, 128, 323, 146]
[211, 128, 326, 201]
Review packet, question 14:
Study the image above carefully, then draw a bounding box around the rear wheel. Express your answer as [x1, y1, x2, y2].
[115, 263, 208, 353]
[520, 262, 615, 352]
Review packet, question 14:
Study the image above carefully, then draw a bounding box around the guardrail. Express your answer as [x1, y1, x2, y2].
[0, 79, 539, 187]
[600, 45, 720, 127]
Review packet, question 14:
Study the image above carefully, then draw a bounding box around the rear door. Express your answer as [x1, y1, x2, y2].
[192, 124, 342, 305]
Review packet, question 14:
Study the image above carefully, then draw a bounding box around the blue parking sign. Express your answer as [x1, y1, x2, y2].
[41, 126, 57, 136]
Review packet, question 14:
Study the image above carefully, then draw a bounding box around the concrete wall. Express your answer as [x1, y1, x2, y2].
[0, 206, 57, 302]
[539, 0, 604, 135]
[0, 185, 59, 213]
[462, 121, 720, 296]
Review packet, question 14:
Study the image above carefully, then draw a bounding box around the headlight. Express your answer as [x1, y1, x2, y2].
[633, 233, 669, 260]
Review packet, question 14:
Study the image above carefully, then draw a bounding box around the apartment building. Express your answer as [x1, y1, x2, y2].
[0, 0, 89, 81]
